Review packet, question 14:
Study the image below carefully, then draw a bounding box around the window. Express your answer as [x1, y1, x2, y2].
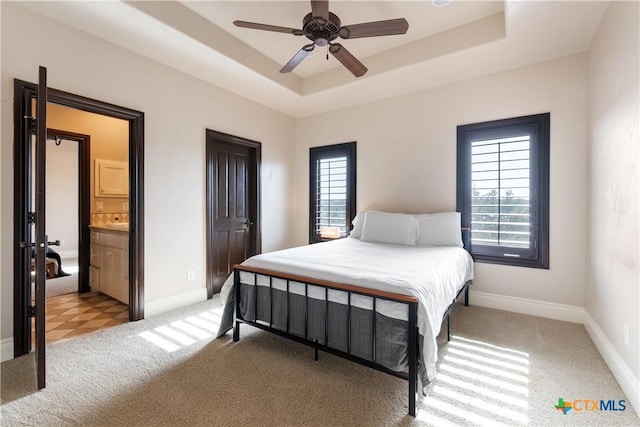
[457, 113, 549, 268]
[309, 142, 357, 244]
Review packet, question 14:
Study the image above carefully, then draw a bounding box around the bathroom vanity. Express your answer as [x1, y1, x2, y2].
[89, 226, 129, 305]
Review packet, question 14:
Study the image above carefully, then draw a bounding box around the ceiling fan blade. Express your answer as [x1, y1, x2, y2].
[234, 20, 303, 36]
[311, 0, 329, 25]
[339, 18, 409, 39]
[329, 43, 367, 77]
[280, 45, 315, 73]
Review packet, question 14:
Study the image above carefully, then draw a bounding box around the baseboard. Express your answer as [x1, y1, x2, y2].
[58, 249, 78, 259]
[469, 290, 584, 323]
[145, 288, 208, 318]
[584, 311, 639, 416]
[1, 338, 14, 362]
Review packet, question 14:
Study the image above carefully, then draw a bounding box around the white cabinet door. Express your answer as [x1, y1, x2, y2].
[100, 249, 119, 301]
[90, 242, 102, 268]
[89, 266, 100, 292]
[95, 159, 128, 198]
[90, 230, 129, 304]
[120, 249, 129, 304]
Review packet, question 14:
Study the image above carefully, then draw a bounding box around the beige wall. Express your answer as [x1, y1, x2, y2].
[295, 54, 589, 308]
[48, 103, 129, 216]
[586, 0, 639, 389]
[1, 2, 296, 353]
[44, 136, 79, 258]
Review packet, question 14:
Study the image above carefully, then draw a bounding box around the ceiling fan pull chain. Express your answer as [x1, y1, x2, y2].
[326, 44, 329, 60]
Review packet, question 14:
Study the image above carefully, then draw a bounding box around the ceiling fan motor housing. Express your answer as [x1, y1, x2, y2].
[303, 12, 341, 46]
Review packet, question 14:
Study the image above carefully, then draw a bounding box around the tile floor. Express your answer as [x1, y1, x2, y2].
[43, 292, 129, 345]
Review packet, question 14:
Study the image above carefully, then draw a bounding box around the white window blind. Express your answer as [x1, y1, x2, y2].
[314, 156, 348, 237]
[471, 135, 531, 249]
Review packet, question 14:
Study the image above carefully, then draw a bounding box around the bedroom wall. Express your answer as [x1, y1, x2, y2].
[586, 0, 639, 408]
[294, 53, 588, 310]
[0, 2, 296, 359]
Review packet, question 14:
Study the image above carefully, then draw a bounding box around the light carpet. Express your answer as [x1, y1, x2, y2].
[45, 273, 78, 298]
[30, 274, 78, 300]
[1, 297, 637, 426]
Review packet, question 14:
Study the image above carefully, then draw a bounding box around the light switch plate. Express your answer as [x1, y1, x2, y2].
[96, 202, 104, 212]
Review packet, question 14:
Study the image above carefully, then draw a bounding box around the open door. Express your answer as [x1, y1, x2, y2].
[13, 74, 145, 367]
[33, 65, 48, 389]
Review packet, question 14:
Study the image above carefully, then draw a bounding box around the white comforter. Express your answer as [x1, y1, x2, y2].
[220, 237, 474, 381]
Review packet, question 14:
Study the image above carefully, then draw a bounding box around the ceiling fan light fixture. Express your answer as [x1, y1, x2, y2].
[432, 0, 452, 7]
[234, 0, 409, 77]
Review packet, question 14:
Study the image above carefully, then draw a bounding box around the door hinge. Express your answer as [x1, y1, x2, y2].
[24, 116, 36, 130]
[27, 211, 37, 224]
[27, 305, 37, 318]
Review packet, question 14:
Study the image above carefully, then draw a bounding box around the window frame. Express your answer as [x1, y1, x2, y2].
[309, 142, 357, 244]
[456, 113, 550, 269]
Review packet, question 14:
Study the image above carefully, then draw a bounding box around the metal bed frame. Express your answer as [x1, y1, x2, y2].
[232, 264, 470, 417]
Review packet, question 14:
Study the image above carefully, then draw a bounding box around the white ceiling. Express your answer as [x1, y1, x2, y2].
[19, 1, 608, 118]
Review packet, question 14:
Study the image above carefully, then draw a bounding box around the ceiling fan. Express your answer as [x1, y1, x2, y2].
[233, 0, 409, 78]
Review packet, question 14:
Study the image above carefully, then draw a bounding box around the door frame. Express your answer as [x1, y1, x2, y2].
[45, 128, 91, 293]
[205, 129, 261, 299]
[13, 79, 145, 357]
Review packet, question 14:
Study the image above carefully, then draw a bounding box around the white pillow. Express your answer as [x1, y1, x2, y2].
[349, 212, 365, 239]
[360, 211, 420, 246]
[414, 212, 463, 247]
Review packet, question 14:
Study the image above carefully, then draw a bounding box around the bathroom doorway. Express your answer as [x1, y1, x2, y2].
[37, 128, 91, 297]
[13, 78, 145, 359]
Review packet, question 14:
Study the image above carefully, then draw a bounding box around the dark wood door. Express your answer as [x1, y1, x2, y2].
[206, 130, 261, 297]
[34, 66, 48, 389]
[13, 79, 146, 361]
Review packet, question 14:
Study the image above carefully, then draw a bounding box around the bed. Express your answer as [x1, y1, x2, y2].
[216, 211, 474, 416]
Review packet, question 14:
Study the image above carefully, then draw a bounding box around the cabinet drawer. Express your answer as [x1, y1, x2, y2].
[92, 230, 127, 249]
[100, 232, 128, 249]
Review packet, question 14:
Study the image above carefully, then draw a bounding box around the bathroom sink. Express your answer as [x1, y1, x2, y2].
[106, 222, 129, 230]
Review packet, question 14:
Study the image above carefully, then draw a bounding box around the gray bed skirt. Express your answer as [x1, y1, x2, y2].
[217, 276, 430, 388]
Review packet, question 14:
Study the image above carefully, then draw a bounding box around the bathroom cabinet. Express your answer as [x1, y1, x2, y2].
[90, 228, 129, 304]
[95, 159, 128, 198]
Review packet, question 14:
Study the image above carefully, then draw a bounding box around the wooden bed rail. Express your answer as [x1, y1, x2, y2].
[233, 264, 419, 304]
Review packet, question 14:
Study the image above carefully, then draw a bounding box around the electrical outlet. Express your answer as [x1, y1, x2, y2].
[187, 270, 195, 281]
[123, 202, 129, 212]
[624, 324, 630, 348]
[96, 201, 104, 212]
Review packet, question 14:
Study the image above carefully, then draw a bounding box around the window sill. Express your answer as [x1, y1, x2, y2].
[471, 253, 549, 269]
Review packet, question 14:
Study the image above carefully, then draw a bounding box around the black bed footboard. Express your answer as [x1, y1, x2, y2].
[231, 264, 468, 417]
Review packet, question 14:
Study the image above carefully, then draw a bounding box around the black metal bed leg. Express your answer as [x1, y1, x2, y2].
[233, 269, 241, 342]
[408, 303, 418, 417]
[464, 283, 469, 306]
[233, 321, 240, 342]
